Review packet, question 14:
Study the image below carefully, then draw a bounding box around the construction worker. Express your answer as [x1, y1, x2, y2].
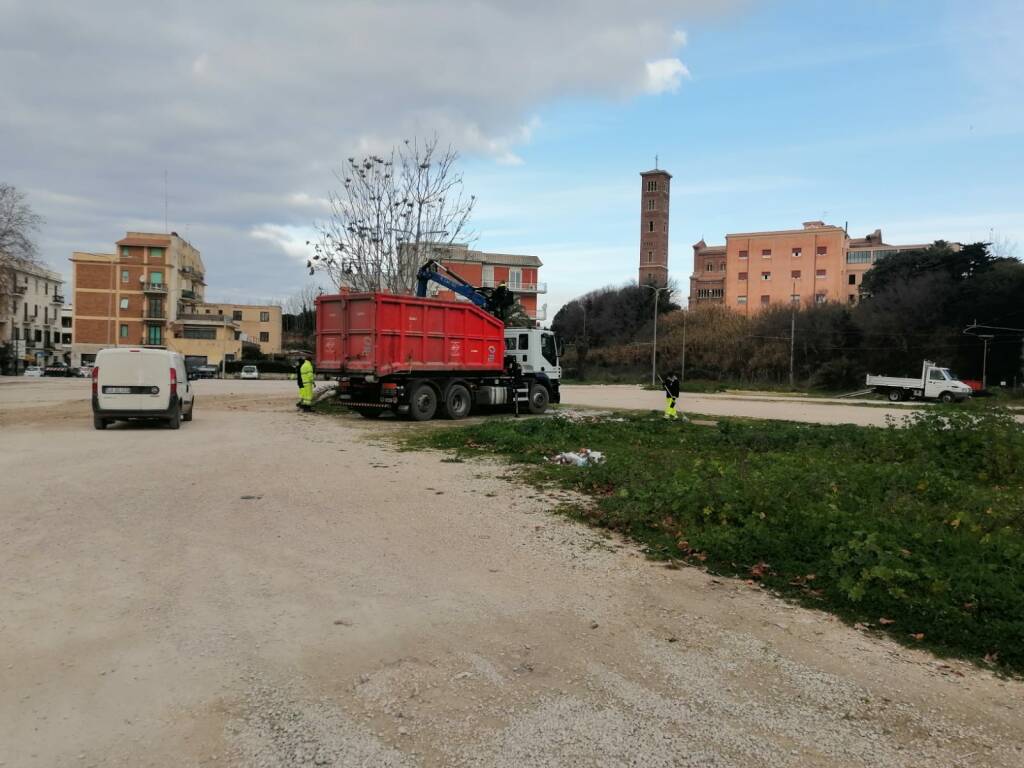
[663, 373, 680, 420]
[297, 356, 315, 412]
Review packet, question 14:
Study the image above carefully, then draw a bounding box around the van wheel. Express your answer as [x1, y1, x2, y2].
[939, 391, 955, 404]
[93, 415, 108, 430]
[408, 383, 438, 421]
[443, 384, 472, 420]
[183, 399, 194, 421]
[527, 383, 549, 414]
[887, 390, 903, 402]
[167, 403, 181, 429]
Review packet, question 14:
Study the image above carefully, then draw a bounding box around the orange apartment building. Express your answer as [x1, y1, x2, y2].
[689, 222, 935, 313]
[416, 243, 547, 323]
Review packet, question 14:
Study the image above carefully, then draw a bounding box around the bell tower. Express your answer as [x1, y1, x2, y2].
[639, 167, 671, 287]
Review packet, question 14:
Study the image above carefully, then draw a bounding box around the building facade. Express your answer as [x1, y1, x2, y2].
[413, 243, 547, 323]
[195, 303, 283, 354]
[690, 222, 935, 313]
[1, 262, 66, 373]
[70, 232, 206, 367]
[639, 169, 671, 287]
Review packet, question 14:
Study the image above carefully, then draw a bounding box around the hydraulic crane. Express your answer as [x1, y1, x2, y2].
[414, 259, 515, 321]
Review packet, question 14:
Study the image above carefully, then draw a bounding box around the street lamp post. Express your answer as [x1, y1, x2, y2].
[978, 334, 994, 391]
[640, 284, 671, 386]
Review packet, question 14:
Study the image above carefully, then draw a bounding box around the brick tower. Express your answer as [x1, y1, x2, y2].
[639, 168, 671, 287]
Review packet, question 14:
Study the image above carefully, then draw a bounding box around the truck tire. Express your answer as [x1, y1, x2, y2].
[887, 389, 903, 402]
[443, 384, 472, 420]
[409, 383, 438, 421]
[167, 403, 181, 430]
[354, 407, 382, 419]
[939, 391, 955, 404]
[527, 383, 549, 414]
[93, 414, 108, 430]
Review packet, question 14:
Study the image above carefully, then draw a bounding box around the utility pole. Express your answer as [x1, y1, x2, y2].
[979, 334, 994, 390]
[640, 284, 669, 386]
[680, 308, 687, 383]
[789, 282, 796, 388]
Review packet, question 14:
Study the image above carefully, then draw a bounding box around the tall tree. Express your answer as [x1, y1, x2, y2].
[311, 136, 475, 293]
[0, 183, 43, 314]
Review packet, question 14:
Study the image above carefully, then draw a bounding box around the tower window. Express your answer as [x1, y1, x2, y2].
[647, 180, 658, 192]
[648, 251, 654, 263]
[647, 199, 655, 211]
[648, 221, 654, 232]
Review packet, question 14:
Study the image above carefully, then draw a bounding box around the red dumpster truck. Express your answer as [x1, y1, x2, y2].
[315, 289, 561, 421]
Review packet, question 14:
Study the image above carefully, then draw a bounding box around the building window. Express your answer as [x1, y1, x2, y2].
[35, 329, 42, 342]
[848, 274, 857, 285]
[647, 251, 653, 263]
[121, 247, 130, 258]
[792, 248, 802, 257]
[647, 199, 655, 211]
[232, 310, 243, 321]
[648, 221, 654, 232]
[45, 283, 49, 295]
[738, 272, 748, 280]
[816, 269, 827, 279]
[260, 311, 270, 322]
[119, 324, 128, 338]
[760, 295, 770, 306]
[62, 333, 72, 344]
[737, 296, 747, 305]
[149, 271, 163, 285]
[183, 326, 217, 340]
[815, 293, 826, 304]
[120, 298, 129, 310]
[791, 270, 802, 279]
[147, 326, 162, 345]
[761, 272, 771, 281]
[847, 250, 871, 264]
[697, 288, 724, 299]
[790, 294, 800, 304]
[647, 180, 657, 192]
[719, 263, 726, 272]
[121, 270, 129, 283]
[706, 263, 714, 272]
[260, 331, 270, 342]
[816, 246, 827, 255]
[848, 294, 857, 304]
[738, 250, 748, 259]
[149, 247, 164, 259]
[761, 249, 772, 258]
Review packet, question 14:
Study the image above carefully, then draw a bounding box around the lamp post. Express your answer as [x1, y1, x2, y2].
[978, 334, 994, 391]
[640, 284, 671, 386]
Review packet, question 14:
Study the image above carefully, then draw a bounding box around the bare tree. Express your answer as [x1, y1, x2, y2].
[989, 232, 1019, 261]
[0, 183, 43, 314]
[310, 136, 475, 292]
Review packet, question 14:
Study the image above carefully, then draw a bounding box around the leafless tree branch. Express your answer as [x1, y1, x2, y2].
[0, 183, 44, 315]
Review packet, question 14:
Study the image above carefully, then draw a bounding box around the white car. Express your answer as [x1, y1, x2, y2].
[24, 365, 43, 377]
[240, 365, 260, 380]
[92, 347, 195, 429]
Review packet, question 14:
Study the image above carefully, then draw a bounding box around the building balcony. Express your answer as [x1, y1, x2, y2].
[180, 289, 197, 300]
[480, 278, 547, 294]
[12, 285, 27, 295]
[527, 305, 547, 321]
[144, 307, 167, 320]
[52, 294, 65, 304]
[139, 337, 165, 346]
[177, 313, 234, 324]
[142, 282, 167, 293]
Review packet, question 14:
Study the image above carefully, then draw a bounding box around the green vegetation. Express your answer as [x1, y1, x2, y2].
[410, 409, 1024, 673]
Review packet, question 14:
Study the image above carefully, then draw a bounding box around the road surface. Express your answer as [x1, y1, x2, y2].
[1, 378, 1022, 767]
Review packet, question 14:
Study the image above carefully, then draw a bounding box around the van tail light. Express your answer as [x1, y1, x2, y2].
[169, 367, 177, 398]
[91, 366, 99, 396]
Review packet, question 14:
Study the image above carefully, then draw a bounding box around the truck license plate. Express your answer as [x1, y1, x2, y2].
[104, 386, 132, 394]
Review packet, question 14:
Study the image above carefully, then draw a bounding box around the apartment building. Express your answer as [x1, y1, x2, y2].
[70, 232, 206, 367]
[1, 262, 66, 373]
[690, 222, 936, 313]
[195, 303, 283, 354]
[410, 242, 548, 323]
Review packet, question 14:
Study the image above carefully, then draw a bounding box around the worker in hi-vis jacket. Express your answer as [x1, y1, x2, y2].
[297, 357, 315, 412]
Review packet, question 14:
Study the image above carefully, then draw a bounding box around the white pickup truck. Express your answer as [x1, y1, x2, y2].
[866, 360, 973, 403]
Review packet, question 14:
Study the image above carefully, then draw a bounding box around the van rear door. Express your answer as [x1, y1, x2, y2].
[95, 349, 174, 412]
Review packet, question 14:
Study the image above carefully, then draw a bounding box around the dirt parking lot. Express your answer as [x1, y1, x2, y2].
[2, 378, 1022, 767]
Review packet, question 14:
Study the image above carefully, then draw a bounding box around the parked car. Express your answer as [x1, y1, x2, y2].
[190, 364, 219, 379]
[77, 366, 93, 378]
[92, 347, 195, 430]
[24, 365, 43, 377]
[240, 365, 260, 380]
[43, 361, 73, 377]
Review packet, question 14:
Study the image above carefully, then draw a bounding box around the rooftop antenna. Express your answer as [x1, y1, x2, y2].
[655, 154, 659, 170]
[163, 170, 168, 233]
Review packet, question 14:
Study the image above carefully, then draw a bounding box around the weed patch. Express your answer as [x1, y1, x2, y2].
[407, 409, 1024, 673]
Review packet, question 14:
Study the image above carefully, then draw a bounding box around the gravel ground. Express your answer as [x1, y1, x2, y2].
[1, 378, 1022, 767]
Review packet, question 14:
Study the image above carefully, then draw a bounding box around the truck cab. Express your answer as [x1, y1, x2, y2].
[504, 328, 561, 381]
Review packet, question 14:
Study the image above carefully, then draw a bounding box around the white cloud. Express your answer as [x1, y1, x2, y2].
[191, 53, 208, 77]
[671, 29, 688, 47]
[644, 58, 691, 94]
[250, 224, 314, 263]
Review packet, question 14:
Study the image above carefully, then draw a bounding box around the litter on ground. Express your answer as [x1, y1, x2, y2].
[549, 448, 605, 466]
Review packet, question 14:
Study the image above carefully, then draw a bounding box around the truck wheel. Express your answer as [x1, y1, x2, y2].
[167, 403, 181, 430]
[443, 384, 472, 420]
[354, 407, 382, 419]
[939, 391, 955, 404]
[409, 383, 438, 421]
[887, 389, 903, 402]
[527, 383, 549, 414]
[93, 414, 108, 430]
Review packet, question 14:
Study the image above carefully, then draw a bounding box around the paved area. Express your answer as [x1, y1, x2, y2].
[2, 378, 1023, 767]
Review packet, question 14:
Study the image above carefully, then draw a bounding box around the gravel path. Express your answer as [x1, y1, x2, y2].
[1, 380, 1022, 767]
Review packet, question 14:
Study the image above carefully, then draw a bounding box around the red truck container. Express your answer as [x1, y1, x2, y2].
[314, 291, 560, 421]
[316, 292, 505, 376]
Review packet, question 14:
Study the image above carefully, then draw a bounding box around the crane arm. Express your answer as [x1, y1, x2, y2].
[415, 260, 490, 309]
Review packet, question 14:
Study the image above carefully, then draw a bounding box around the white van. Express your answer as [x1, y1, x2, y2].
[92, 348, 195, 430]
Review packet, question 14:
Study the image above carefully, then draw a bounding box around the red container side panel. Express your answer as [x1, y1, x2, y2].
[316, 292, 506, 375]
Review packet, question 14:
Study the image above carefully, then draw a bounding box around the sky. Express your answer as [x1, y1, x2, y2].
[2, 0, 1021, 322]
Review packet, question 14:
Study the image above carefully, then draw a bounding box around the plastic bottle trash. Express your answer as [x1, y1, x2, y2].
[549, 448, 605, 466]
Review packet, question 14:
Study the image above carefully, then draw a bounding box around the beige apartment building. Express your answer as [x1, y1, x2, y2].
[1, 261, 66, 373]
[195, 303, 282, 354]
[690, 222, 936, 313]
[71, 232, 283, 368]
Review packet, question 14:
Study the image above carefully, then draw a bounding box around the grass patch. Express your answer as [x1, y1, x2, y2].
[407, 409, 1024, 673]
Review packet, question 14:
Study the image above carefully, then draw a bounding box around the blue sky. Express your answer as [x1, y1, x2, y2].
[462, 0, 1024, 319]
[4, 0, 1020, 321]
